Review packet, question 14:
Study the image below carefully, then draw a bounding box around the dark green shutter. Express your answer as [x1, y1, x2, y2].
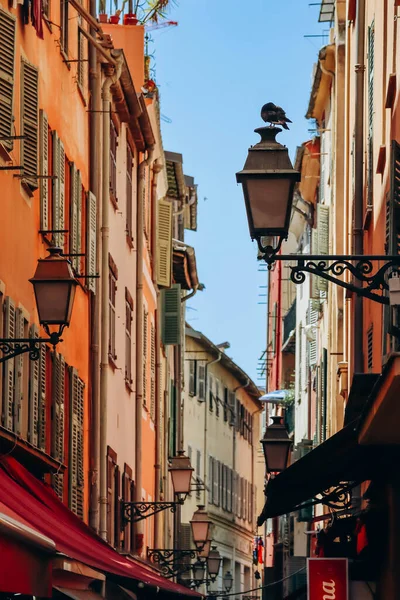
[161, 284, 181, 345]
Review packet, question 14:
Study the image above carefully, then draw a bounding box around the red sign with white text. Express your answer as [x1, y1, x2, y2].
[307, 558, 348, 600]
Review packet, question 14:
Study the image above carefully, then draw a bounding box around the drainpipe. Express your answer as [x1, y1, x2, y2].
[88, 0, 102, 533]
[202, 352, 222, 505]
[150, 159, 163, 549]
[134, 145, 155, 550]
[99, 55, 123, 541]
[353, 0, 366, 373]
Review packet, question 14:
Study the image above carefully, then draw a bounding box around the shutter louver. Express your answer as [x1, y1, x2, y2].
[143, 309, 148, 406]
[307, 301, 318, 366]
[21, 59, 38, 188]
[2, 297, 15, 431]
[52, 352, 65, 499]
[310, 228, 319, 307]
[13, 309, 24, 435]
[28, 324, 40, 447]
[229, 391, 236, 425]
[52, 132, 66, 248]
[69, 368, 84, 519]
[161, 284, 181, 345]
[317, 205, 329, 291]
[150, 322, 156, 420]
[70, 165, 82, 271]
[39, 110, 49, 229]
[208, 456, 213, 504]
[198, 365, 205, 400]
[38, 343, 47, 451]
[157, 198, 173, 287]
[87, 191, 97, 292]
[0, 9, 16, 151]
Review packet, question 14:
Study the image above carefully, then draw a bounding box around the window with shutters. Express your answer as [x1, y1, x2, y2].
[240, 404, 245, 436]
[86, 191, 97, 293]
[70, 163, 82, 272]
[77, 25, 87, 91]
[157, 199, 173, 287]
[69, 368, 84, 519]
[0, 10, 16, 152]
[271, 302, 277, 355]
[198, 364, 205, 400]
[60, 0, 69, 55]
[52, 131, 66, 248]
[160, 284, 181, 345]
[13, 309, 26, 436]
[21, 59, 38, 190]
[223, 387, 228, 421]
[109, 258, 118, 361]
[107, 446, 118, 547]
[125, 289, 133, 386]
[196, 449, 201, 500]
[367, 22, 375, 208]
[236, 399, 241, 432]
[214, 460, 220, 506]
[39, 110, 51, 230]
[2, 297, 15, 432]
[150, 322, 156, 420]
[215, 380, 220, 417]
[189, 360, 197, 396]
[110, 119, 117, 204]
[126, 143, 133, 242]
[143, 309, 148, 406]
[52, 352, 65, 500]
[317, 205, 329, 293]
[208, 375, 213, 411]
[122, 464, 134, 552]
[229, 391, 235, 426]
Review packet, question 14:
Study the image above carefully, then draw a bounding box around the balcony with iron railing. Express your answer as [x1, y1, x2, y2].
[282, 299, 296, 352]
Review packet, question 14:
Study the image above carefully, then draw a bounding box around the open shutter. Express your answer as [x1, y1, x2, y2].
[208, 456, 213, 504]
[143, 309, 148, 407]
[52, 132, 65, 248]
[161, 284, 181, 345]
[2, 297, 15, 430]
[317, 205, 329, 291]
[86, 191, 97, 292]
[229, 391, 235, 425]
[28, 324, 40, 446]
[198, 364, 205, 400]
[38, 343, 47, 451]
[39, 110, 49, 230]
[150, 322, 156, 419]
[310, 228, 319, 306]
[0, 9, 16, 151]
[70, 163, 82, 271]
[69, 368, 84, 519]
[157, 198, 173, 287]
[307, 301, 318, 366]
[13, 309, 24, 435]
[52, 352, 65, 499]
[21, 59, 38, 188]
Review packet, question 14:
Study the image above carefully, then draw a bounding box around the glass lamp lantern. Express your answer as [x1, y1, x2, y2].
[169, 450, 194, 502]
[261, 415, 292, 473]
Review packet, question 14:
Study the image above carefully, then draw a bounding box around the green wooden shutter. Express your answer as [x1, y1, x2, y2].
[21, 59, 38, 188]
[52, 131, 65, 248]
[39, 110, 49, 230]
[69, 368, 84, 519]
[39, 343, 47, 451]
[317, 205, 329, 291]
[161, 284, 181, 345]
[28, 324, 40, 447]
[52, 352, 65, 499]
[86, 191, 97, 292]
[2, 297, 15, 430]
[157, 198, 173, 287]
[0, 9, 16, 151]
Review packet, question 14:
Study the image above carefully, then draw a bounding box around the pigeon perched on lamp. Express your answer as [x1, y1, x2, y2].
[261, 102, 292, 130]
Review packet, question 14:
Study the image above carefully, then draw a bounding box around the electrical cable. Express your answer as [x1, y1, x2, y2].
[205, 566, 306, 598]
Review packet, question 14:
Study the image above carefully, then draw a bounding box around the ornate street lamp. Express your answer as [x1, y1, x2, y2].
[0, 247, 78, 364]
[190, 505, 212, 551]
[261, 416, 292, 473]
[197, 535, 212, 559]
[206, 545, 222, 582]
[122, 450, 193, 522]
[223, 571, 233, 593]
[192, 559, 206, 587]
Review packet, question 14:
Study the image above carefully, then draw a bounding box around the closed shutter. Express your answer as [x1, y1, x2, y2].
[237, 476, 242, 518]
[114, 465, 121, 548]
[307, 301, 318, 366]
[13, 309, 24, 435]
[161, 284, 181, 345]
[222, 465, 227, 510]
[208, 375, 213, 410]
[157, 198, 173, 287]
[310, 228, 319, 306]
[28, 324, 40, 446]
[69, 368, 84, 519]
[248, 483, 253, 523]
[180, 523, 191, 566]
[271, 302, 277, 354]
[86, 191, 97, 292]
[227, 468, 232, 513]
[52, 352, 65, 500]
[229, 391, 235, 425]
[38, 342, 47, 451]
[189, 360, 196, 395]
[2, 297, 15, 430]
[21, 59, 38, 188]
[208, 456, 214, 504]
[317, 205, 329, 291]
[213, 460, 219, 506]
[215, 380, 220, 417]
[198, 364, 205, 400]
[70, 164, 82, 271]
[143, 310, 148, 406]
[52, 131, 66, 248]
[196, 449, 201, 499]
[0, 9, 16, 151]
[39, 110, 49, 230]
[150, 322, 155, 420]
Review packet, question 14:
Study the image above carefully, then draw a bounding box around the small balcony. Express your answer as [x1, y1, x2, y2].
[282, 299, 296, 353]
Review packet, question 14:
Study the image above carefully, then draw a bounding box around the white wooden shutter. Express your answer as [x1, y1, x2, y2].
[38, 342, 47, 451]
[86, 191, 97, 292]
[52, 132, 65, 248]
[2, 297, 15, 430]
[0, 9, 16, 151]
[69, 368, 84, 518]
[317, 205, 330, 291]
[13, 308, 24, 435]
[28, 324, 40, 446]
[157, 198, 173, 287]
[39, 110, 49, 230]
[52, 352, 65, 499]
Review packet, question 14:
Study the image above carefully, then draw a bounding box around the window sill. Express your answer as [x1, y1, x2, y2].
[108, 354, 118, 370]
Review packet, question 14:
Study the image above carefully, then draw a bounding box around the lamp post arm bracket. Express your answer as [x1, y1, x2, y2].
[147, 548, 197, 578]
[121, 500, 182, 523]
[0, 336, 60, 364]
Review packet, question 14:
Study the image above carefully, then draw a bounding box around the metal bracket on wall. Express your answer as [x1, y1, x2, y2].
[147, 548, 197, 579]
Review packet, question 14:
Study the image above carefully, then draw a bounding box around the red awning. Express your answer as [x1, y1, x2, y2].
[0, 457, 201, 598]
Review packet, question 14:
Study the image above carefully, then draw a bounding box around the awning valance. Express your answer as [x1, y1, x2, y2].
[257, 421, 381, 523]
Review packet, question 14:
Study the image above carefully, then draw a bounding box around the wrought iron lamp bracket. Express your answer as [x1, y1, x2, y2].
[147, 548, 197, 578]
[260, 253, 400, 305]
[0, 331, 62, 364]
[297, 482, 353, 512]
[121, 500, 184, 523]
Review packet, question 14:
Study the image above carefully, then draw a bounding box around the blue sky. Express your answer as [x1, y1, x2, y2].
[153, 0, 326, 384]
